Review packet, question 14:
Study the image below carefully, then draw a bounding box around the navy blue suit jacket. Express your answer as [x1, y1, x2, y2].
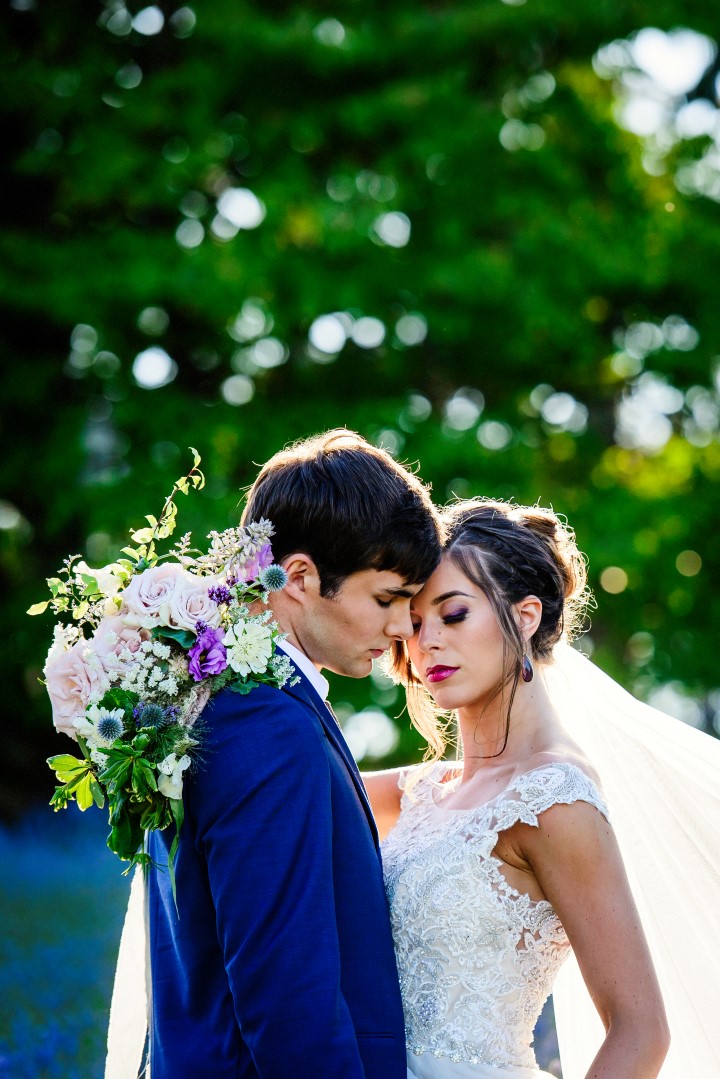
[147, 667, 407, 1078]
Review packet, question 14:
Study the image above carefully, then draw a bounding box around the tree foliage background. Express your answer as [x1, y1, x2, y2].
[3, 0, 720, 818]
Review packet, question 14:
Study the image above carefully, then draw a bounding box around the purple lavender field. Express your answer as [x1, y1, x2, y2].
[0, 805, 129, 1078]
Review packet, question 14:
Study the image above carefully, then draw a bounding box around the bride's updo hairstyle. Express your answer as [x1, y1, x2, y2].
[388, 498, 591, 764]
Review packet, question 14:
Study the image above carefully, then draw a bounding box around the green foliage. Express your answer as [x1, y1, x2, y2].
[2, 0, 720, 812]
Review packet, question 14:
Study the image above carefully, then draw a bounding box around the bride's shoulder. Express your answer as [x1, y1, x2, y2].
[507, 752, 608, 820]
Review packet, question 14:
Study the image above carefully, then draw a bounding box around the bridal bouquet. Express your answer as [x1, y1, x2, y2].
[29, 451, 295, 895]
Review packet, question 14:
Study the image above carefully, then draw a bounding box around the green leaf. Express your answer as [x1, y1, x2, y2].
[27, 601, 49, 616]
[131, 759, 157, 796]
[90, 776, 105, 808]
[131, 527, 155, 543]
[168, 798, 184, 915]
[228, 677, 259, 695]
[153, 626, 195, 649]
[107, 813, 144, 862]
[47, 754, 86, 775]
[76, 774, 95, 811]
[50, 786, 74, 811]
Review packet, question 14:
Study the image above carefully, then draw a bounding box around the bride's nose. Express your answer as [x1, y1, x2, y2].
[416, 622, 441, 654]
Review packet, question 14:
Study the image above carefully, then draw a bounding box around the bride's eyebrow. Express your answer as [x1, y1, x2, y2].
[431, 590, 472, 605]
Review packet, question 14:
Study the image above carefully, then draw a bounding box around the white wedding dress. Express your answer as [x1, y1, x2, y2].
[381, 760, 607, 1079]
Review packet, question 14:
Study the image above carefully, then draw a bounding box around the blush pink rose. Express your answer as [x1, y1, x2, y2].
[44, 638, 109, 738]
[91, 615, 151, 675]
[121, 563, 185, 627]
[167, 572, 222, 631]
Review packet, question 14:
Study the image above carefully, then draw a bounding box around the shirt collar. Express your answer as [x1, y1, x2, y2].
[277, 639, 330, 701]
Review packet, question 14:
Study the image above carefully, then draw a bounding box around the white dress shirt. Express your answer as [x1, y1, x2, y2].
[276, 639, 330, 702]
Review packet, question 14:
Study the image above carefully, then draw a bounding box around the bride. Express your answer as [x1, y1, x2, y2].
[364, 498, 720, 1079]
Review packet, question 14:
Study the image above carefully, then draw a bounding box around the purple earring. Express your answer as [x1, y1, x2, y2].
[521, 653, 534, 683]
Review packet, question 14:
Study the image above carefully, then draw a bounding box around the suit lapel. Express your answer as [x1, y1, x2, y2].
[282, 671, 380, 850]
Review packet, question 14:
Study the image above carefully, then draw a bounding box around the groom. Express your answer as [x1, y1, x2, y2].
[147, 429, 442, 1077]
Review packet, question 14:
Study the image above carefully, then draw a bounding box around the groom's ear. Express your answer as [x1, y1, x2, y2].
[280, 553, 322, 604]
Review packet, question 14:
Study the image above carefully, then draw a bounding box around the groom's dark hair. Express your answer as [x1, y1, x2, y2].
[242, 428, 442, 596]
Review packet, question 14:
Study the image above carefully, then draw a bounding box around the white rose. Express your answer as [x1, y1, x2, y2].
[157, 753, 191, 799]
[223, 621, 273, 678]
[75, 561, 125, 600]
[44, 639, 109, 738]
[121, 563, 185, 627]
[167, 572, 222, 631]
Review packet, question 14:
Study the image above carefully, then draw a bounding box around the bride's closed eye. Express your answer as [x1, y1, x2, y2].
[443, 609, 468, 625]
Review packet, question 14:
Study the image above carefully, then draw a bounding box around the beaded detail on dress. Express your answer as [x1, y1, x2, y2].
[381, 761, 609, 1069]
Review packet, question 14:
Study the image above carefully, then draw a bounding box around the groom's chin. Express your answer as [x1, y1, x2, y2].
[327, 654, 374, 679]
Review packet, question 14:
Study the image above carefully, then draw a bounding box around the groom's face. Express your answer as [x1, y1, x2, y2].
[298, 568, 423, 678]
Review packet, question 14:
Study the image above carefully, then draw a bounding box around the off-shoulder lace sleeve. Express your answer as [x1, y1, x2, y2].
[508, 760, 609, 821]
[472, 761, 610, 859]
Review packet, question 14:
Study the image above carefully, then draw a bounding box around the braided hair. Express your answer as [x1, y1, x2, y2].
[387, 498, 591, 768]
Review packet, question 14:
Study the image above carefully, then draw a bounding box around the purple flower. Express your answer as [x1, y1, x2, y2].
[208, 584, 232, 606]
[188, 626, 228, 682]
[241, 542, 274, 583]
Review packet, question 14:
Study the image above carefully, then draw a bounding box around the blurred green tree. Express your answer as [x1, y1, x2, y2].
[2, 0, 719, 815]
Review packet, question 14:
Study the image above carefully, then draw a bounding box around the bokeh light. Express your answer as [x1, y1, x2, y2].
[132, 348, 177, 389]
[600, 567, 629, 594]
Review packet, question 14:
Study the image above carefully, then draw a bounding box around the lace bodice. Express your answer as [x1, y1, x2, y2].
[381, 760, 609, 1070]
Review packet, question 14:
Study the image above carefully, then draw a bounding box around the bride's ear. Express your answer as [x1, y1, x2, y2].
[513, 595, 543, 640]
[280, 553, 322, 605]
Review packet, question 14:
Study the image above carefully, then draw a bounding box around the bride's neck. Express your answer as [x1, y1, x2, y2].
[456, 674, 559, 782]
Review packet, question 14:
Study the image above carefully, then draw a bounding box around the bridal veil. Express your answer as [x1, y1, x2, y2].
[548, 642, 720, 1078]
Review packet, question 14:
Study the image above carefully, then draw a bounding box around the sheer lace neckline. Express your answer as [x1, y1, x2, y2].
[425, 757, 594, 815]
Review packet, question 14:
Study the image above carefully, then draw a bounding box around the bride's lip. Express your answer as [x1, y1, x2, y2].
[426, 665, 459, 683]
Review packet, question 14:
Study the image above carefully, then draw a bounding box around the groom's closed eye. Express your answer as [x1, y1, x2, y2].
[375, 586, 418, 609]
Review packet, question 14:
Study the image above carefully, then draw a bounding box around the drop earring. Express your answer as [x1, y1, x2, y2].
[521, 653, 534, 683]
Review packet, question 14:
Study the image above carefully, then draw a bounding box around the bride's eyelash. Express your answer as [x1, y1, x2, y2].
[443, 610, 468, 625]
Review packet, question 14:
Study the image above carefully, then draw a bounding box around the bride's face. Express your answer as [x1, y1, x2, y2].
[406, 555, 510, 712]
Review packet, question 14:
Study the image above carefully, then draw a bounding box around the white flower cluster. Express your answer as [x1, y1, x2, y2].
[270, 652, 297, 686]
[119, 638, 185, 698]
[45, 622, 82, 669]
[223, 620, 274, 677]
[192, 518, 274, 578]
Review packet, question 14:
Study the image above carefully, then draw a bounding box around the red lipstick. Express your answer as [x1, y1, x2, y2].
[426, 665, 458, 684]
